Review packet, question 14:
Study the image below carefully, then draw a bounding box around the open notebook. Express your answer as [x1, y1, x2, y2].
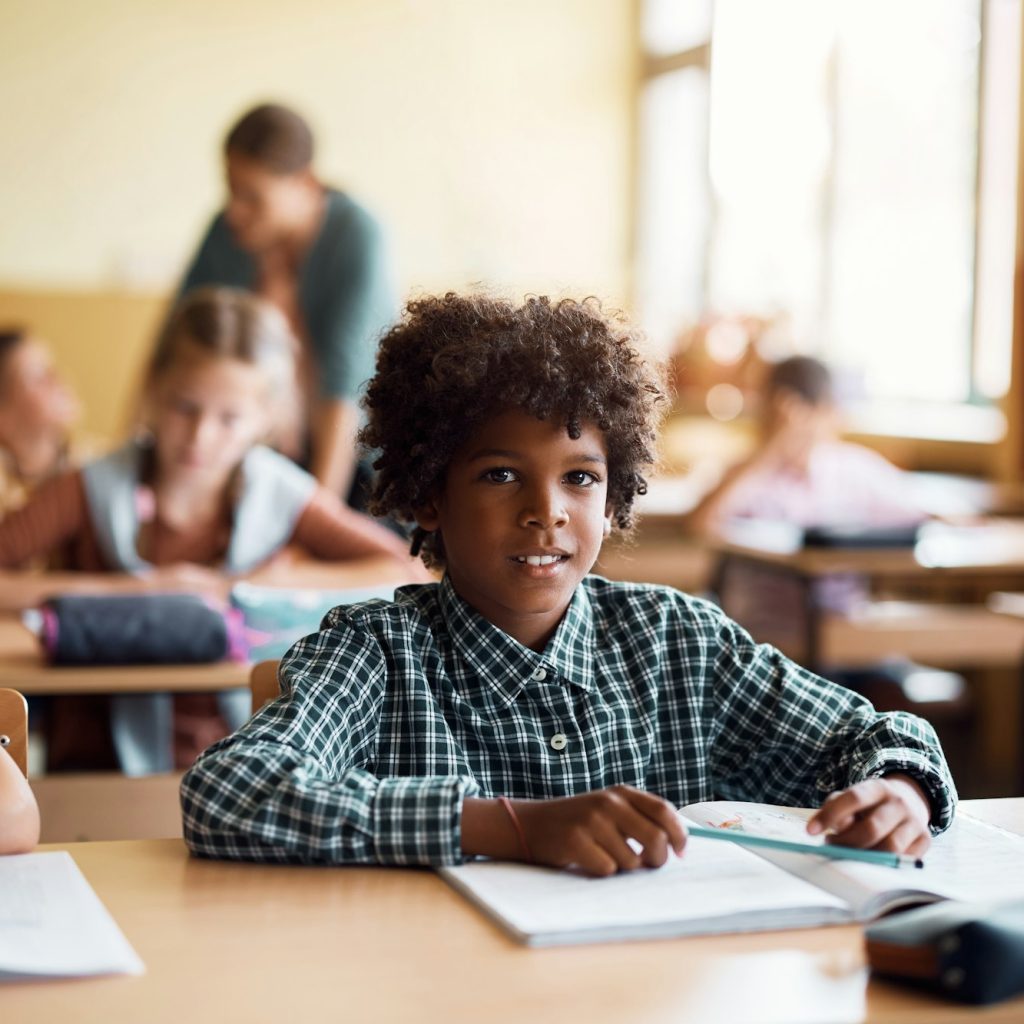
[439, 801, 1024, 947]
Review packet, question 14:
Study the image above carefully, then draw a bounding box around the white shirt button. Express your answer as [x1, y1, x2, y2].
[531, 668, 547, 681]
[550, 733, 568, 751]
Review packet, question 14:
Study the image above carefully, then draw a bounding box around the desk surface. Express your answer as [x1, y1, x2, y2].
[716, 519, 1024, 579]
[5, 799, 1023, 1024]
[0, 557, 424, 696]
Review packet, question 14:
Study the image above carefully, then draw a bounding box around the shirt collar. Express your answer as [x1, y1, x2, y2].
[438, 575, 595, 707]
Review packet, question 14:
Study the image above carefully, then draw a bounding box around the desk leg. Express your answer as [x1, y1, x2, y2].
[803, 574, 821, 674]
[971, 668, 1024, 797]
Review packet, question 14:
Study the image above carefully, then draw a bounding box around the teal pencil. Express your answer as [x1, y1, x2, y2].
[686, 825, 924, 870]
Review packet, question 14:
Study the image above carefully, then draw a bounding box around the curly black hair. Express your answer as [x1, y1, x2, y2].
[359, 293, 667, 567]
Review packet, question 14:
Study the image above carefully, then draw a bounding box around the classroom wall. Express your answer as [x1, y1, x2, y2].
[0, 0, 637, 441]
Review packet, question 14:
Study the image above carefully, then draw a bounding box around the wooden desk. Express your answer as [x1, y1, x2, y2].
[0, 618, 249, 696]
[709, 520, 1024, 688]
[5, 799, 1022, 1023]
[718, 519, 1024, 580]
[0, 558, 426, 842]
[0, 556, 425, 696]
[712, 523, 1024, 797]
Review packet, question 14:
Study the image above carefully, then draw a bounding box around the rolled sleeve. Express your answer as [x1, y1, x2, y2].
[372, 775, 480, 866]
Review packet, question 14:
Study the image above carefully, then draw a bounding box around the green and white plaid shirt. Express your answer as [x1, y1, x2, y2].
[181, 575, 956, 865]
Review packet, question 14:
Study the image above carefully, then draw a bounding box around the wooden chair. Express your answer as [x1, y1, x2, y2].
[250, 659, 282, 716]
[0, 687, 28, 776]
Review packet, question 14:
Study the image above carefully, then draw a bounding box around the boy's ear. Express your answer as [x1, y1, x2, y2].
[603, 506, 614, 537]
[414, 500, 441, 532]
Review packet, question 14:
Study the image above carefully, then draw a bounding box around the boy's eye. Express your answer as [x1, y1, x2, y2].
[565, 470, 598, 487]
[483, 468, 517, 484]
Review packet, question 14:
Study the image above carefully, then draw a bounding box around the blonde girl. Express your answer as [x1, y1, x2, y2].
[0, 287, 412, 772]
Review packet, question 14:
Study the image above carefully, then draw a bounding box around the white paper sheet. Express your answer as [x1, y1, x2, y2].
[441, 832, 849, 946]
[0, 851, 144, 979]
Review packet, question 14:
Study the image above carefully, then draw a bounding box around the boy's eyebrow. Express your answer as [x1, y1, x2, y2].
[466, 447, 607, 465]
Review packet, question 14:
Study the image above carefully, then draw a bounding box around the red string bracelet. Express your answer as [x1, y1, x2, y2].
[498, 796, 533, 863]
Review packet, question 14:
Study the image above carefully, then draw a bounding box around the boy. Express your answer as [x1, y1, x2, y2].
[181, 295, 954, 876]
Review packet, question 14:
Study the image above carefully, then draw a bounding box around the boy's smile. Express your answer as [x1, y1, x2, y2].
[417, 409, 611, 652]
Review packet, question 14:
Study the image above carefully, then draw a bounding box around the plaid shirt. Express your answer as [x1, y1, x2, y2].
[181, 575, 956, 866]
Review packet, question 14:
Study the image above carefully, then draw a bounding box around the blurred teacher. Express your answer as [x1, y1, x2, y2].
[178, 103, 395, 504]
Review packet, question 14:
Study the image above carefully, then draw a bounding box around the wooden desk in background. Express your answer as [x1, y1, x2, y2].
[0, 618, 250, 696]
[5, 800, 1023, 1023]
[0, 555, 425, 697]
[0, 557, 428, 842]
[713, 521, 1024, 798]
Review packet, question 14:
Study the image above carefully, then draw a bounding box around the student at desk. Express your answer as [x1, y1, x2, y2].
[0, 288, 414, 774]
[683, 356, 927, 647]
[0, 328, 83, 519]
[182, 294, 955, 875]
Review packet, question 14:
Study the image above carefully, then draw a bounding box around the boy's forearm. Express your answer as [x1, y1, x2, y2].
[460, 797, 523, 861]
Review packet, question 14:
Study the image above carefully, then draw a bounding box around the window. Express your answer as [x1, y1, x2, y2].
[637, 0, 1020, 439]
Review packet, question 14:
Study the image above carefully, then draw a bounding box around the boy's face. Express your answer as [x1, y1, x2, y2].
[416, 409, 612, 652]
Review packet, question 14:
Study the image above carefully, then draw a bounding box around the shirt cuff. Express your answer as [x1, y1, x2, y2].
[856, 749, 958, 834]
[371, 775, 480, 866]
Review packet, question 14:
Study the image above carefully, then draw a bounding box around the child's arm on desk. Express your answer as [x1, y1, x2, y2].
[0, 746, 39, 854]
[461, 786, 687, 878]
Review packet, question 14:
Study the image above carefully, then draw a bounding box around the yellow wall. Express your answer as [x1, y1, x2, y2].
[0, 0, 636, 440]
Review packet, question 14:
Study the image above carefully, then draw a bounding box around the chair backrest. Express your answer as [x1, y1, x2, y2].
[250, 659, 282, 716]
[0, 688, 29, 776]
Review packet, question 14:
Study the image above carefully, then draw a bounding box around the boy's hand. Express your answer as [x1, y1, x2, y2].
[462, 786, 686, 878]
[806, 774, 932, 857]
[513, 786, 686, 877]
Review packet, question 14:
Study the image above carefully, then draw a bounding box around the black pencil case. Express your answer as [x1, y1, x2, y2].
[801, 523, 921, 548]
[38, 593, 245, 665]
[865, 900, 1024, 1005]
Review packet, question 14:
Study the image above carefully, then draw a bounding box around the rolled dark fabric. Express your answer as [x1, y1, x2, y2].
[39, 594, 241, 666]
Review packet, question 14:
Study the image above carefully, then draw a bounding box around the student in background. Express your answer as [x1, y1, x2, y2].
[683, 356, 926, 643]
[0, 329, 81, 517]
[178, 103, 396, 505]
[182, 294, 953, 874]
[0, 746, 39, 854]
[684, 356, 924, 537]
[0, 287, 414, 774]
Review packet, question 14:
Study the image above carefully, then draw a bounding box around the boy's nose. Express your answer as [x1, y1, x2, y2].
[518, 487, 569, 530]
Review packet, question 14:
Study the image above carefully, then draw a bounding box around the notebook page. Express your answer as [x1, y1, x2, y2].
[441, 830, 849, 946]
[681, 801, 1024, 919]
[0, 851, 144, 978]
